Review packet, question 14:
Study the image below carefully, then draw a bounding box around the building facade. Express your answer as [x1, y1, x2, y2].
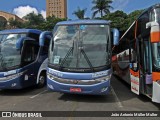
[0, 11, 24, 23]
[46, 0, 67, 18]
[0, 11, 24, 29]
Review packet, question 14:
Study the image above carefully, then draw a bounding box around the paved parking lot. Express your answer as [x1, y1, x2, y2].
[0, 75, 160, 120]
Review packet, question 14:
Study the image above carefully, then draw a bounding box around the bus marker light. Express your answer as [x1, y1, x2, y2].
[48, 84, 54, 89]
[25, 75, 28, 80]
[11, 83, 17, 87]
[101, 87, 108, 92]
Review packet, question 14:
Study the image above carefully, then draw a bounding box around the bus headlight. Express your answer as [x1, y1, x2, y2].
[95, 74, 111, 82]
[47, 73, 54, 80]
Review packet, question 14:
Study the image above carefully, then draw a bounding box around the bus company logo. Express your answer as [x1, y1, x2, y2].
[72, 80, 78, 84]
[92, 70, 108, 78]
[2, 112, 11, 117]
[48, 68, 63, 77]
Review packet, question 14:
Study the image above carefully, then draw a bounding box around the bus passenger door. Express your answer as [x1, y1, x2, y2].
[21, 40, 39, 87]
[129, 39, 140, 95]
[139, 38, 153, 96]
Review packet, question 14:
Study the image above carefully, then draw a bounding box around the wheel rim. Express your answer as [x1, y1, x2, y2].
[39, 76, 45, 85]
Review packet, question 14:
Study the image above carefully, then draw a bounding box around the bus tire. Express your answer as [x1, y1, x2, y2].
[37, 72, 46, 88]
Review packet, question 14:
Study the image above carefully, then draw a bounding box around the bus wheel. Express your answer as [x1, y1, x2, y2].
[37, 72, 46, 88]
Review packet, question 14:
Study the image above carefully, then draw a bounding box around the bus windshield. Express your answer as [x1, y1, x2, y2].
[49, 24, 111, 71]
[151, 7, 160, 23]
[0, 33, 26, 70]
[152, 43, 160, 68]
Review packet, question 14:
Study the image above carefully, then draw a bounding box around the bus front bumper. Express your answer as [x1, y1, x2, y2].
[0, 78, 23, 89]
[47, 78, 110, 95]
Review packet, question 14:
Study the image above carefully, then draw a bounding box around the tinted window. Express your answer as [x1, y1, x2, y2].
[137, 13, 149, 36]
[22, 42, 39, 65]
[28, 33, 40, 41]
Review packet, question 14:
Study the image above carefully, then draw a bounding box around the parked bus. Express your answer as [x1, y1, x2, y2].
[112, 4, 160, 103]
[47, 20, 119, 95]
[0, 29, 52, 89]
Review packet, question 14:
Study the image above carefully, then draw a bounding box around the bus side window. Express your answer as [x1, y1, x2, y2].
[129, 39, 137, 62]
[28, 33, 40, 42]
[143, 40, 152, 73]
[137, 12, 149, 37]
[22, 42, 39, 65]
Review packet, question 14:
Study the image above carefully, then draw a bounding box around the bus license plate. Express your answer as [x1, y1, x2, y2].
[70, 88, 81, 92]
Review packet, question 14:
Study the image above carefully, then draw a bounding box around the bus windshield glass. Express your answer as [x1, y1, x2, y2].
[0, 33, 26, 70]
[152, 43, 160, 68]
[49, 24, 110, 70]
[151, 7, 160, 23]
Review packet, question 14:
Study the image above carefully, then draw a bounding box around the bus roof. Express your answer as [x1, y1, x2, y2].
[0, 29, 42, 35]
[120, 3, 160, 40]
[137, 3, 160, 19]
[56, 20, 110, 25]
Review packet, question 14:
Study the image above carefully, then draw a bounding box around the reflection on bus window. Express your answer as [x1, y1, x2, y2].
[0, 33, 27, 70]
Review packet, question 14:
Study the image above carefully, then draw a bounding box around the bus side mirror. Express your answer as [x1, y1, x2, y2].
[16, 37, 35, 50]
[112, 28, 119, 45]
[39, 31, 52, 46]
[16, 37, 24, 50]
[146, 21, 160, 43]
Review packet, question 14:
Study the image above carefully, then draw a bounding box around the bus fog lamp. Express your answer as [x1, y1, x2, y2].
[11, 83, 17, 87]
[101, 87, 108, 92]
[48, 84, 54, 89]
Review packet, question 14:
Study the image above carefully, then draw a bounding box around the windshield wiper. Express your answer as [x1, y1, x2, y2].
[59, 40, 74, 70]
[80, 49, 94, 72]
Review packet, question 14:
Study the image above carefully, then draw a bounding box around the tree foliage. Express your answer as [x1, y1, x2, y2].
[0, 9, 144, 34]
[0, 16, 7, 30]
[8, 18, 24, 29]
[72, 7, 87, 19]
[126, 10, 144, 28]
[39, 16, 66, 31]
[103, 9, 143, 34]
[103, 10, 127, 32]
[91, 0, 113, 18]
[22, 12, 45, 29]
[2, 13, 66, 31]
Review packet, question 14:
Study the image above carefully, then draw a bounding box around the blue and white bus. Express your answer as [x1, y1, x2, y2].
[0, 29, 52, 89]
[47, 20, 119, 95]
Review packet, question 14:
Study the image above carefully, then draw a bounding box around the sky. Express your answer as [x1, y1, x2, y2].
[0, 0, 160, 19]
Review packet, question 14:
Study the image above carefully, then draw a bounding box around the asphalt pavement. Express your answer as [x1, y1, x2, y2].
[0, 75, 160, 120]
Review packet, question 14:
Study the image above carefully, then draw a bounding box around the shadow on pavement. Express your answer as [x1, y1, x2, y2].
[57, 75, 160, 110]
[58, 92, 116, 103]
[112, 75, 160, 110]
[57, 75, 133, 104]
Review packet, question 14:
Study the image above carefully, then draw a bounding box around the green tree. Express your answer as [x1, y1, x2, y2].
[23, 12, 45, 29]
[72, 7, 87, 19]
[39, 16, 67, 31]
[0, 16, 7, 30]
[8, 18, 24, 29]
[103, 9, 144, 35]
[91, 0, 113, 18]
[125, 9, 144, 28]
[103, 10, 128, 32]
